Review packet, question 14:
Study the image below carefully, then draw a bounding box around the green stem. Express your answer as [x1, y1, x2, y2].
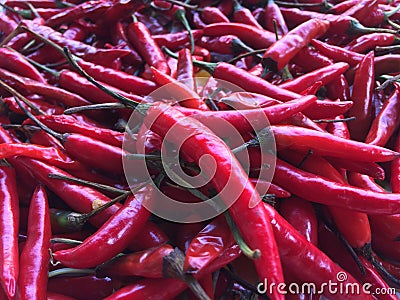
[175, 9, 195, 54]
[313, 116, 356, 124]
[63, 102, 127, 114]
[50, 238, 82, 245]
[348, 19, 398, 35]
[163, 47, 217, 74]
[48, 268, 95, 278]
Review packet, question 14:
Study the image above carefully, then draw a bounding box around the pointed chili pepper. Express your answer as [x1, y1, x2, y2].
[53, 185, 153, 268]
[16, 185, 51, 300]
[177, 48, 195, 90]
[264, 0, 288, 35]
[346, 51, 375, 141]
[345, 33, 399, 53]
[301, 100, 353, 120]
[152, 30, 204, 51]
[0, 163, 19, 299]
[365, 84, 400, 146]
[201, 7, 230, 24]
[232, 0, 262, 29]
[326, 157, 385, 180]
[126, 17, 170, 75]
[262, 19, 330, 72]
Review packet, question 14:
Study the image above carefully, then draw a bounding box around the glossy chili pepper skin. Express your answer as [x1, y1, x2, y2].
[232, 0, 262, 29]
[202, 7, 230, 24]
[264, 0, 288, 35]
[272, 125, 398, 162]
[0, 164, 19, 299]
[262, 19, 330, 72]
[177, 48, 195, 90]
[126, 20, 170, 75]
[53, 186, 153, 268]
[97, 244, 174, 279]
[273, 158, 400, 214]
[16, 185, 51, 300]
[279, 197, 318, 245]
[152, 30, 203, 51]
[366, 84, 400, 146]
[345, 33, 398, 53]
[144, 102, 284, 300]
[346, 52, 375, 141]
[203, 23, 276, 49]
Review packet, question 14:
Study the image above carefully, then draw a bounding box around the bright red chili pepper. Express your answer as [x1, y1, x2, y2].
[144, 102, 285, 300]
[279, 197, 318, 245]
[262, 19, 330, 72]
[326, 157, 385, 180]
[310, 39, 364, 66]
[301, 100, 353, 120]
[0, 164, 19, 299]
[53, 185, 153, 268]
[177, 48, 195, 90]
[16, 185, 50, 300]
[232, 0, 262, 29]
[346, 51, 375, 141]
[201, 7, 230, 24]
[126, 19, 170, 75]
[365, 84, 400, 146]
[264, 0, 288, 35]
[345, 33, 398, 53]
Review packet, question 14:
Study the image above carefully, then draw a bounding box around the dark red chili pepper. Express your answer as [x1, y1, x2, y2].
[301, 100, 353, 120]
[291, 47, 332, 72]
[262, 19, 330, 72]
[279, 197, 318, 245]
[273, 158, 400, 214]
[391, 134, 400, 193]
[29, 130, 64, 151]
[4, 96, 64, 116]
[177, 48, 195, 90]
[326, 75, 351, 102]
[62, 23, 87, 42]
[232, 0, 262, 29]
[0, 164, 19, 299]
[0, 12, 18, 37]
[97, 244, 174, 279]
[126, 18, 170, 75]
[16, 185, 50, 300]
[278, 62, 349, 93]
[203, 23, 276, 49]
[346, 51, 375, 141]
[264, 0, 288, 35]
[326, 157, 385, 180]
[53, 186, 153, 268]
[310, 39, 364, 67]
[144, 102, 284, 300]
[272, 125, 397, 162]
[365, 84, 400, 146]
[152, 30, 203, 51]
[345, 33, 398, 53]
[201, 7, 230, 24]
[329, 0, 363, 14]
[46, 291, 76, 300]
[128, 221, 169, 252]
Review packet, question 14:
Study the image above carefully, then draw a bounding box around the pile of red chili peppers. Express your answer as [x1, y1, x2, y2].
[0, 0, 400, 299]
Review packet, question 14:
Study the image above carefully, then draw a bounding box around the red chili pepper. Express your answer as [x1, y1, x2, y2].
[152, 30, 203, 51]
[329, 0, 363, 14]
[46, 291, 77, 300]
[4, 96, 64, 116]
[0, 12, 18, 37]
[310, 39, 364, 67]
[264, 0, 288, 35]
[326, 75, 351, 102]
[144, 102, 284, 300]
[53, 186, 153, 268]
[365, 84, 400, 146]
[232, 0, 262, 29]
[279, 197, 318, 245]
[16, 185, 50, 300]
[301, 100, 353, 120]
[273, 158, 400, 214]
[278, 62, 349, 93]
[346, 51, 375, 141]
[262, 18, 330, 72]
[97, 244, 174, 279]
[203, 23, 276, 49]
[201, 7, 230, 24]
[291, 47, 333, 72]
[249, 178, 291, 199]
[177, 48, 195, 90]
[326, 157, 385, 180]
[346, 33, 398, 53]
[128, 221, 169, 252]
[126, 18, 170, 75]
[0, 164, 19, 299]
[391, 133, 400, 193]
[272, 125, 397, 162]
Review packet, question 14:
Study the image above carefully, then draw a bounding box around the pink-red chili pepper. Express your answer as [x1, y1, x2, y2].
[278, 62, 349, 93]
[203, 23, 276, 49]
[126, 18, 170, 75]
[365, 84, 400, 146]
[264, 0, 288, 35]
[152, 30, 203, 51]
[346, 51, 375, 141]
[201, 7, 230, 24]
[53, 185, 153, 268]
[232, 0, 262, 29]
[345, 33, 399, 53]
[391, 134, 400, 193]
[144, 102, 285, 300]
[177, 48, 195, 90]
[0, 164, 19, 299]
[279, 197, 318, 245]
[262, 19, 330, 72]
[16, 185, 50, 300]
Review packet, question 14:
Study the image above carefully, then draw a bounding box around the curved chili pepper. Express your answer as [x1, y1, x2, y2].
[126, 18, 170, 75]
[326, 157, 385, 180]
[53, 185, 153, 268]
[249, 178, 291, 199]
[273, 158, 400, 214]
[0, 12, 18, 37]
[0, 47, 46, 83]
[346, 33, 398, 53]
[264, 0, 288, 35]
[144, 102, 285, 300]
[201, 7, 229, 24]
[16, 185, 50, 300]
[279, 62, 349, 93]
[3, 96, 64, 116]
[0, 164, 19, 299]
[301, 100, 353, 120]
[365, 84, 400, 146]
[97, 244, 174, 279]
[346, 51, 375, 141]
[232, 0, 262, 29]
[203, 23, 276, 49]
[128, 221, 169, 252]
[326, 75, 351, 102]
[279, 197, 318, 245]
[272, 125, 398, 162]
[177, 48, 195, 90]
[152, 30, 203, 51]
[262, 19, 330, 72]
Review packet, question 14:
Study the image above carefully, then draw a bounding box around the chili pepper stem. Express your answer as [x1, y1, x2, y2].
[0, 23, 23, 47]
[225, 212, 261, 260]
[313, 116, 356, 123]
[174, 9, 195, 54]
[349, 20, 399, 35]
[163, 47, 217, 74]
[377, 74, 400, 91]
[84, 191, 131, 219]
[274, 0, 332, 9]
[48, 268, 95, 278]
[48, 173, 128, 195]
[228, 48, 266, 64]
[63, 103, 127, 114]
[50, 238, 82, 245]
